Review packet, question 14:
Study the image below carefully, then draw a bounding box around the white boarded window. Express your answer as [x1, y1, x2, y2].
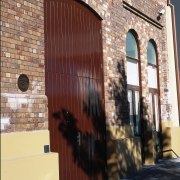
[148, 65, 157, 88]
[127, 59, 139, 86]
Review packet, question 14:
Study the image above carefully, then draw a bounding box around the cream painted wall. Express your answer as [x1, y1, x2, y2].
[1, 130, 59, 180]
[2, 153, 59, 180]
[171, 127, 180, 157]
[1, 130, 50, 159]
[166, 6, 179, 126]
[162, 122, 180, 158]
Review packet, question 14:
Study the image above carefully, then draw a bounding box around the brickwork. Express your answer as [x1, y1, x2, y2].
[81, 0, 170, 124]
[1, 0, 171, 132]
[1, 0, 48, 132]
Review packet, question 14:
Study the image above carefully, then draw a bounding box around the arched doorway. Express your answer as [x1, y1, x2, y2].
[45, 0, 106, 179]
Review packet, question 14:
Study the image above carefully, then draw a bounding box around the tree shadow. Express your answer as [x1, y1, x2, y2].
[106, 60, 142, 179]
[53, 83, 107, 179]
[140, 97, 155, 164]
[126, 158, 180, 179]
[52, 58, 165, 179]
[108, 59, 129, 124]
[106, 130, 143, 179]
[105, 59, 164, 178]
[161, 124, 177, 159]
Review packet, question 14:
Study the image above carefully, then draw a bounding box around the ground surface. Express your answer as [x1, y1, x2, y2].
[123, 158, 180, 180]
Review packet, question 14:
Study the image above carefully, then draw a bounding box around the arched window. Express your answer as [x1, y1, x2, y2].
[147, 41, 158, 89]
[147, 41, 156, 65]
[147, 40, 160, 133]
[126, 31, 139, 86]
[126, 32, 138, 58]
[126, 31, 140, 136]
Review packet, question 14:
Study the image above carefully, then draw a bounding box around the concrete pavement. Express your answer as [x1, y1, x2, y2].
[123, 158, 180, 180]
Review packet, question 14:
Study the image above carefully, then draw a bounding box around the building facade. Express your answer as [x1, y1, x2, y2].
[1, 0, 180, 180]
[169, 0, 180, 123]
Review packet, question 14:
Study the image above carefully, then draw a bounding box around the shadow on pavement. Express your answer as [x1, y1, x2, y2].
[123, 158, 180, 180]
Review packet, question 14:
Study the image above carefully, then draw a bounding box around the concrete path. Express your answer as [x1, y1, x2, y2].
[124, 158, 180, 180]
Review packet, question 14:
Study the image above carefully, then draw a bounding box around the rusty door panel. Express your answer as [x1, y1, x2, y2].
[45, 0, 106, 179]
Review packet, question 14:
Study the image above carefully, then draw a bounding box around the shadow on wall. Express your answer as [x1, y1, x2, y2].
[52, 59, 143, 179]
[106, 128, 142, 179]
[161, 126, 172, 158]
[140, 97, 155, 164]
[52, 59, 160, 179]
[53, 86, 107, 179]
[106, 60, 142, 179]
[108, 60, 129, 124]
[161, 124, 180, 158]
[106, 59, 164, 178]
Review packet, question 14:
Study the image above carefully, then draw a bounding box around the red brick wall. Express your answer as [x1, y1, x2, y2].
[80, 0, 170, 125]
[1, 0, 170, 132]
[1, 0, 48, 132]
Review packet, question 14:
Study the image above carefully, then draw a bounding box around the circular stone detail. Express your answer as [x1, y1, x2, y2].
[18, 74, 29, 92]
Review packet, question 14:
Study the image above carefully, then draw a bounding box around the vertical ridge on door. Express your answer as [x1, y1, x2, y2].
[45, 0, 106, 179]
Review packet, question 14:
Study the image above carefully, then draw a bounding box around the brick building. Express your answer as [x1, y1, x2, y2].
[1, 0, 180, 180]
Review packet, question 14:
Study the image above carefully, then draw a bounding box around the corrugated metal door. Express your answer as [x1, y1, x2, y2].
[45, 0, 106, 179]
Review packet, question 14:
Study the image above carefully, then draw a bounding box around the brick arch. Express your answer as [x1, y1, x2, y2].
[148, 37, 161, 57]
[79, 0, 103, 20]
[122, 26, 143, 56]
[124, 25, 143, 39]
[147, 39, 158, 54]
[126, 29, 140, 41]
[126, 29, 140, 54]
[125, 26, 159, 55]
[145, 35, 163, 69]
[124, 24, 163, 67]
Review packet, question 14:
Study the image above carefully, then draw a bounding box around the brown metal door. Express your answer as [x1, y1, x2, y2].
[45, 0, 106, 179]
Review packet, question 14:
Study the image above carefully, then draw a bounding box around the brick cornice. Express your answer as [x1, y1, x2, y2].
[123, 1, 163, 29]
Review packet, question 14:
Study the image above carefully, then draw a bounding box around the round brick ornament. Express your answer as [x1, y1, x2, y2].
[18, 74, 29, 92]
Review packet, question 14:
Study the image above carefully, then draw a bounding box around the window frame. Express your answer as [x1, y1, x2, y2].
[126, 30, 142, 136]
[147, 41, 157, 65]
[147, 40, 161, 134]
[126, 31, 141, 87]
